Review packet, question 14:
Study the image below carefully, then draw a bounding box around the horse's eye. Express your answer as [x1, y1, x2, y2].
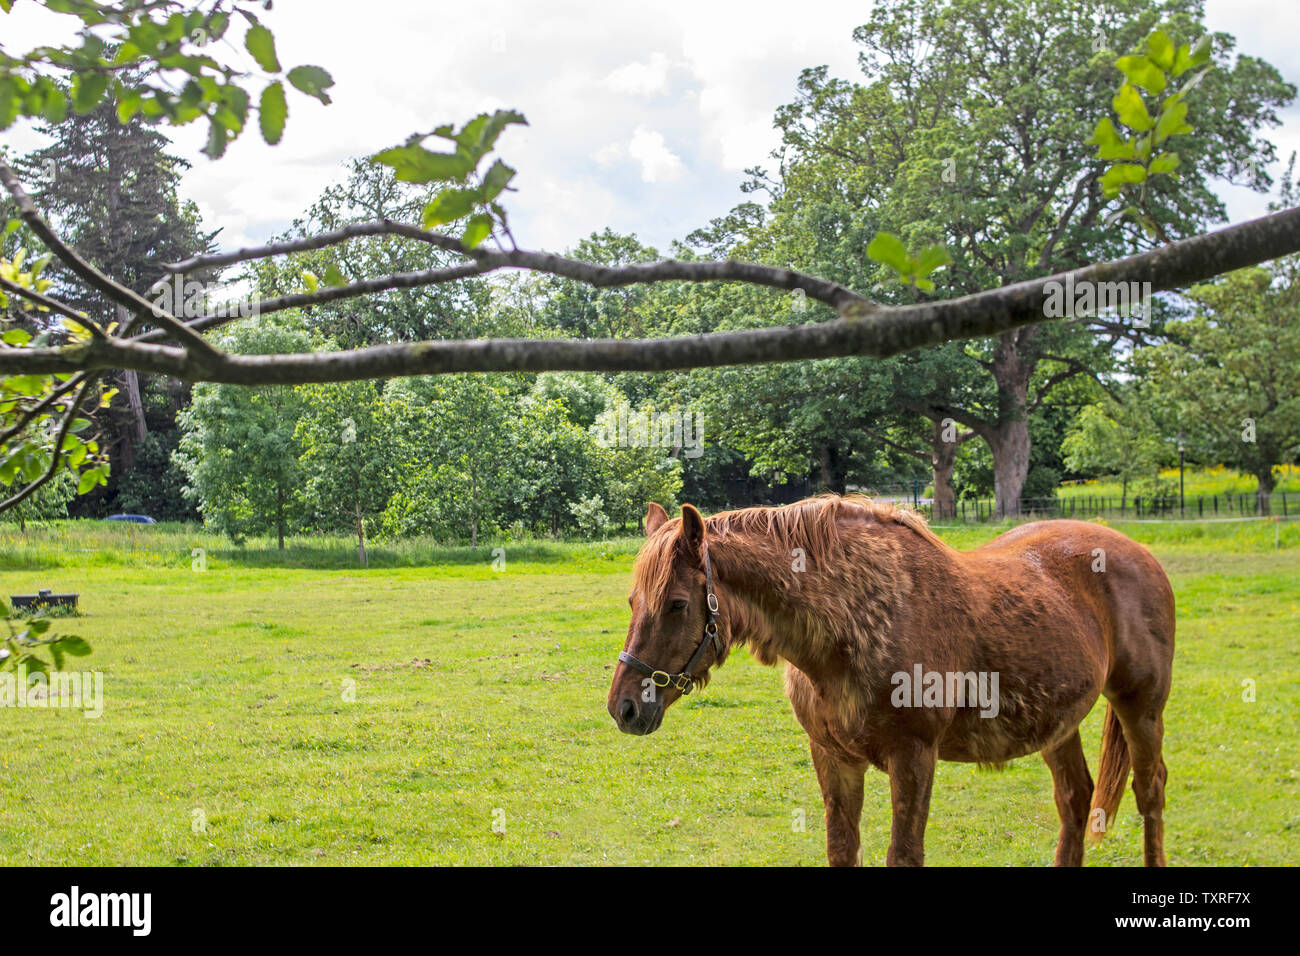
[669, 600, 688, 613]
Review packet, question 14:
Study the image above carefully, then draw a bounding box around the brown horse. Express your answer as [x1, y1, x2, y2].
[607, 495, 1174, 866]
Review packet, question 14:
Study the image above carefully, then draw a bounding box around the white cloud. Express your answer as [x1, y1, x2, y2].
[595, 127, 686, 183]
[0, 0, 1295, 257]
[627, 127, 685, 183]
[604, 52, 674, 97]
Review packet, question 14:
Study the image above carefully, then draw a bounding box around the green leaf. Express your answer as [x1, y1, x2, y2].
[914, 244, 952, 275]
[41, 87, 68, 124]
[70, 72, 109, 114]
[462, 214, 494, 249]
[865, 232, 911, 273]
[474, 110, 528, 154]
[213, 85, 249, 133]
[0, 77, 16, 130]
[1178, 66, 1210, 99]
[1099, 163, 1147, 198]
[259, 81, 287, 144]
[1116, 55, 1166, 96]
[1153, 99, 1192, 144]
[1149, 152, 1180, 175]
[76, 467, 103, 495]
[116, 89, 142, 123]
[287, 66, 334, 105]
[245, 23, 281, 73]
[1112, 84, 1153, 132]
[1087, 117, 1135, 160]
[20, 654, 47, 679]
[2, 328, 31, 346]
[480, 159, 515, 201]
[59, 635, 92, 657]
[1146, 29, 1175, 72]
[202, 120, 229, 159]
[1187, 35, 1212, 69]
[301, 270, 320, 291]
[422, 188, 479, 229]
[371, 144, 473, 184]
[323, 264, 347, 287]
[3, 375, 47, 396]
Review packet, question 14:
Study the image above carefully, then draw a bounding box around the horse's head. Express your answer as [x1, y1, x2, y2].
[607, 501, 726, 735]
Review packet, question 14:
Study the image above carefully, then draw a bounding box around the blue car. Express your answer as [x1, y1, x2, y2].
[103, 514, 156, 524]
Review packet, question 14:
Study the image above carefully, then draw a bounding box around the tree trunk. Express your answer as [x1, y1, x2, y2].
[1256, 466, 1275, 516]
[112, 305, 148, 474]
[276, 484, 286, 550]
[355, 501, 368, 567]
[817, 443, 845, 495]
[989, 333, 1034, 518]
[930, 419, 958, 520]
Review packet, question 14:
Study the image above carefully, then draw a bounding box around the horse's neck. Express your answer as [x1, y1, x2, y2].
[708, 533, 858, 685]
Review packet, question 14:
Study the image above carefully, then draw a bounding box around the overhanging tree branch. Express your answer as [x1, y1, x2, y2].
[3, 164, 1299, 384]
[140, 225, 876, 344]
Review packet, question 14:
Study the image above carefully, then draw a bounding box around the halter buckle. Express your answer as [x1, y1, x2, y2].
[707, 592, 719, 614]
[651, 670, 672, 688]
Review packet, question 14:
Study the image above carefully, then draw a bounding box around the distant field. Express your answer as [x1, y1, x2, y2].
[1057, 464, 1300, 499]
[1, 518, 1296, 865]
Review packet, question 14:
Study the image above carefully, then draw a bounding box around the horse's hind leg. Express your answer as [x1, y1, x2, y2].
[1111, 701, 1168, 866]
[1042, 730, 1094, 866]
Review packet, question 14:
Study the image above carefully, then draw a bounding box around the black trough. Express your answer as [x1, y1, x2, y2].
[10, 589, 80, 612]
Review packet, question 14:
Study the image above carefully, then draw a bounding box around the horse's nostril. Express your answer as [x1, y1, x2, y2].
[619, 698, 637, 725]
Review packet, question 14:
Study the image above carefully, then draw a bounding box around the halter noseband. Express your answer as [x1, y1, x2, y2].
[617, 549, 723, 695]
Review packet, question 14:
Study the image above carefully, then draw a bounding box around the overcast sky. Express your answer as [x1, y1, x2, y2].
[3, 0, 1298, 257]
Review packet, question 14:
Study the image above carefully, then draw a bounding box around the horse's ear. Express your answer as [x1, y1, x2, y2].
[680, 504, 706, 560]
[645, 502, 669, 536]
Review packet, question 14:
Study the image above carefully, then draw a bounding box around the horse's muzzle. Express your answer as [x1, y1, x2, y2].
[610, 696, 664, 735]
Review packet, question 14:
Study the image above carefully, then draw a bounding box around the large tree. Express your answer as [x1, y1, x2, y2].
[176, 321, 310, 547]
[742, 0, 1293, 514]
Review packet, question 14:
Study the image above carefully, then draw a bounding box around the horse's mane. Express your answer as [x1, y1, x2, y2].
[632, 494, 941, 609]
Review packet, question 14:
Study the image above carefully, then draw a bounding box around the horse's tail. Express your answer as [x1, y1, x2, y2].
[1088, 703, 1131, 843]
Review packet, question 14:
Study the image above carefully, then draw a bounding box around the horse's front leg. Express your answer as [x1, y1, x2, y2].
[810, 741, 865, 867]
[885, 737, 938, 866]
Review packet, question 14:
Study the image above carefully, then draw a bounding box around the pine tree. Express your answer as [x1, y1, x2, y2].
[13, 71, 217, 518]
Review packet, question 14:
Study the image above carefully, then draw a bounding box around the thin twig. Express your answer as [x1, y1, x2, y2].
[0, 276, 106, 339]
[0, 158, 223, 364]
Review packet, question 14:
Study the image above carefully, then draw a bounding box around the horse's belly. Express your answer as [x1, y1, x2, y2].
[937, 689, 1099, 763]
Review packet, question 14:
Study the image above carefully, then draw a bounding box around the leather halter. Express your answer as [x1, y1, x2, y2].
[617, 549, 723, 695]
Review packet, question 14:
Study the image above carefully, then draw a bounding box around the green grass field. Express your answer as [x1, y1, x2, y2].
[1, 517, 1296, 866]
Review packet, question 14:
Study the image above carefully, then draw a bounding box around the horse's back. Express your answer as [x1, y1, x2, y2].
[970, 519, 1175, 698]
